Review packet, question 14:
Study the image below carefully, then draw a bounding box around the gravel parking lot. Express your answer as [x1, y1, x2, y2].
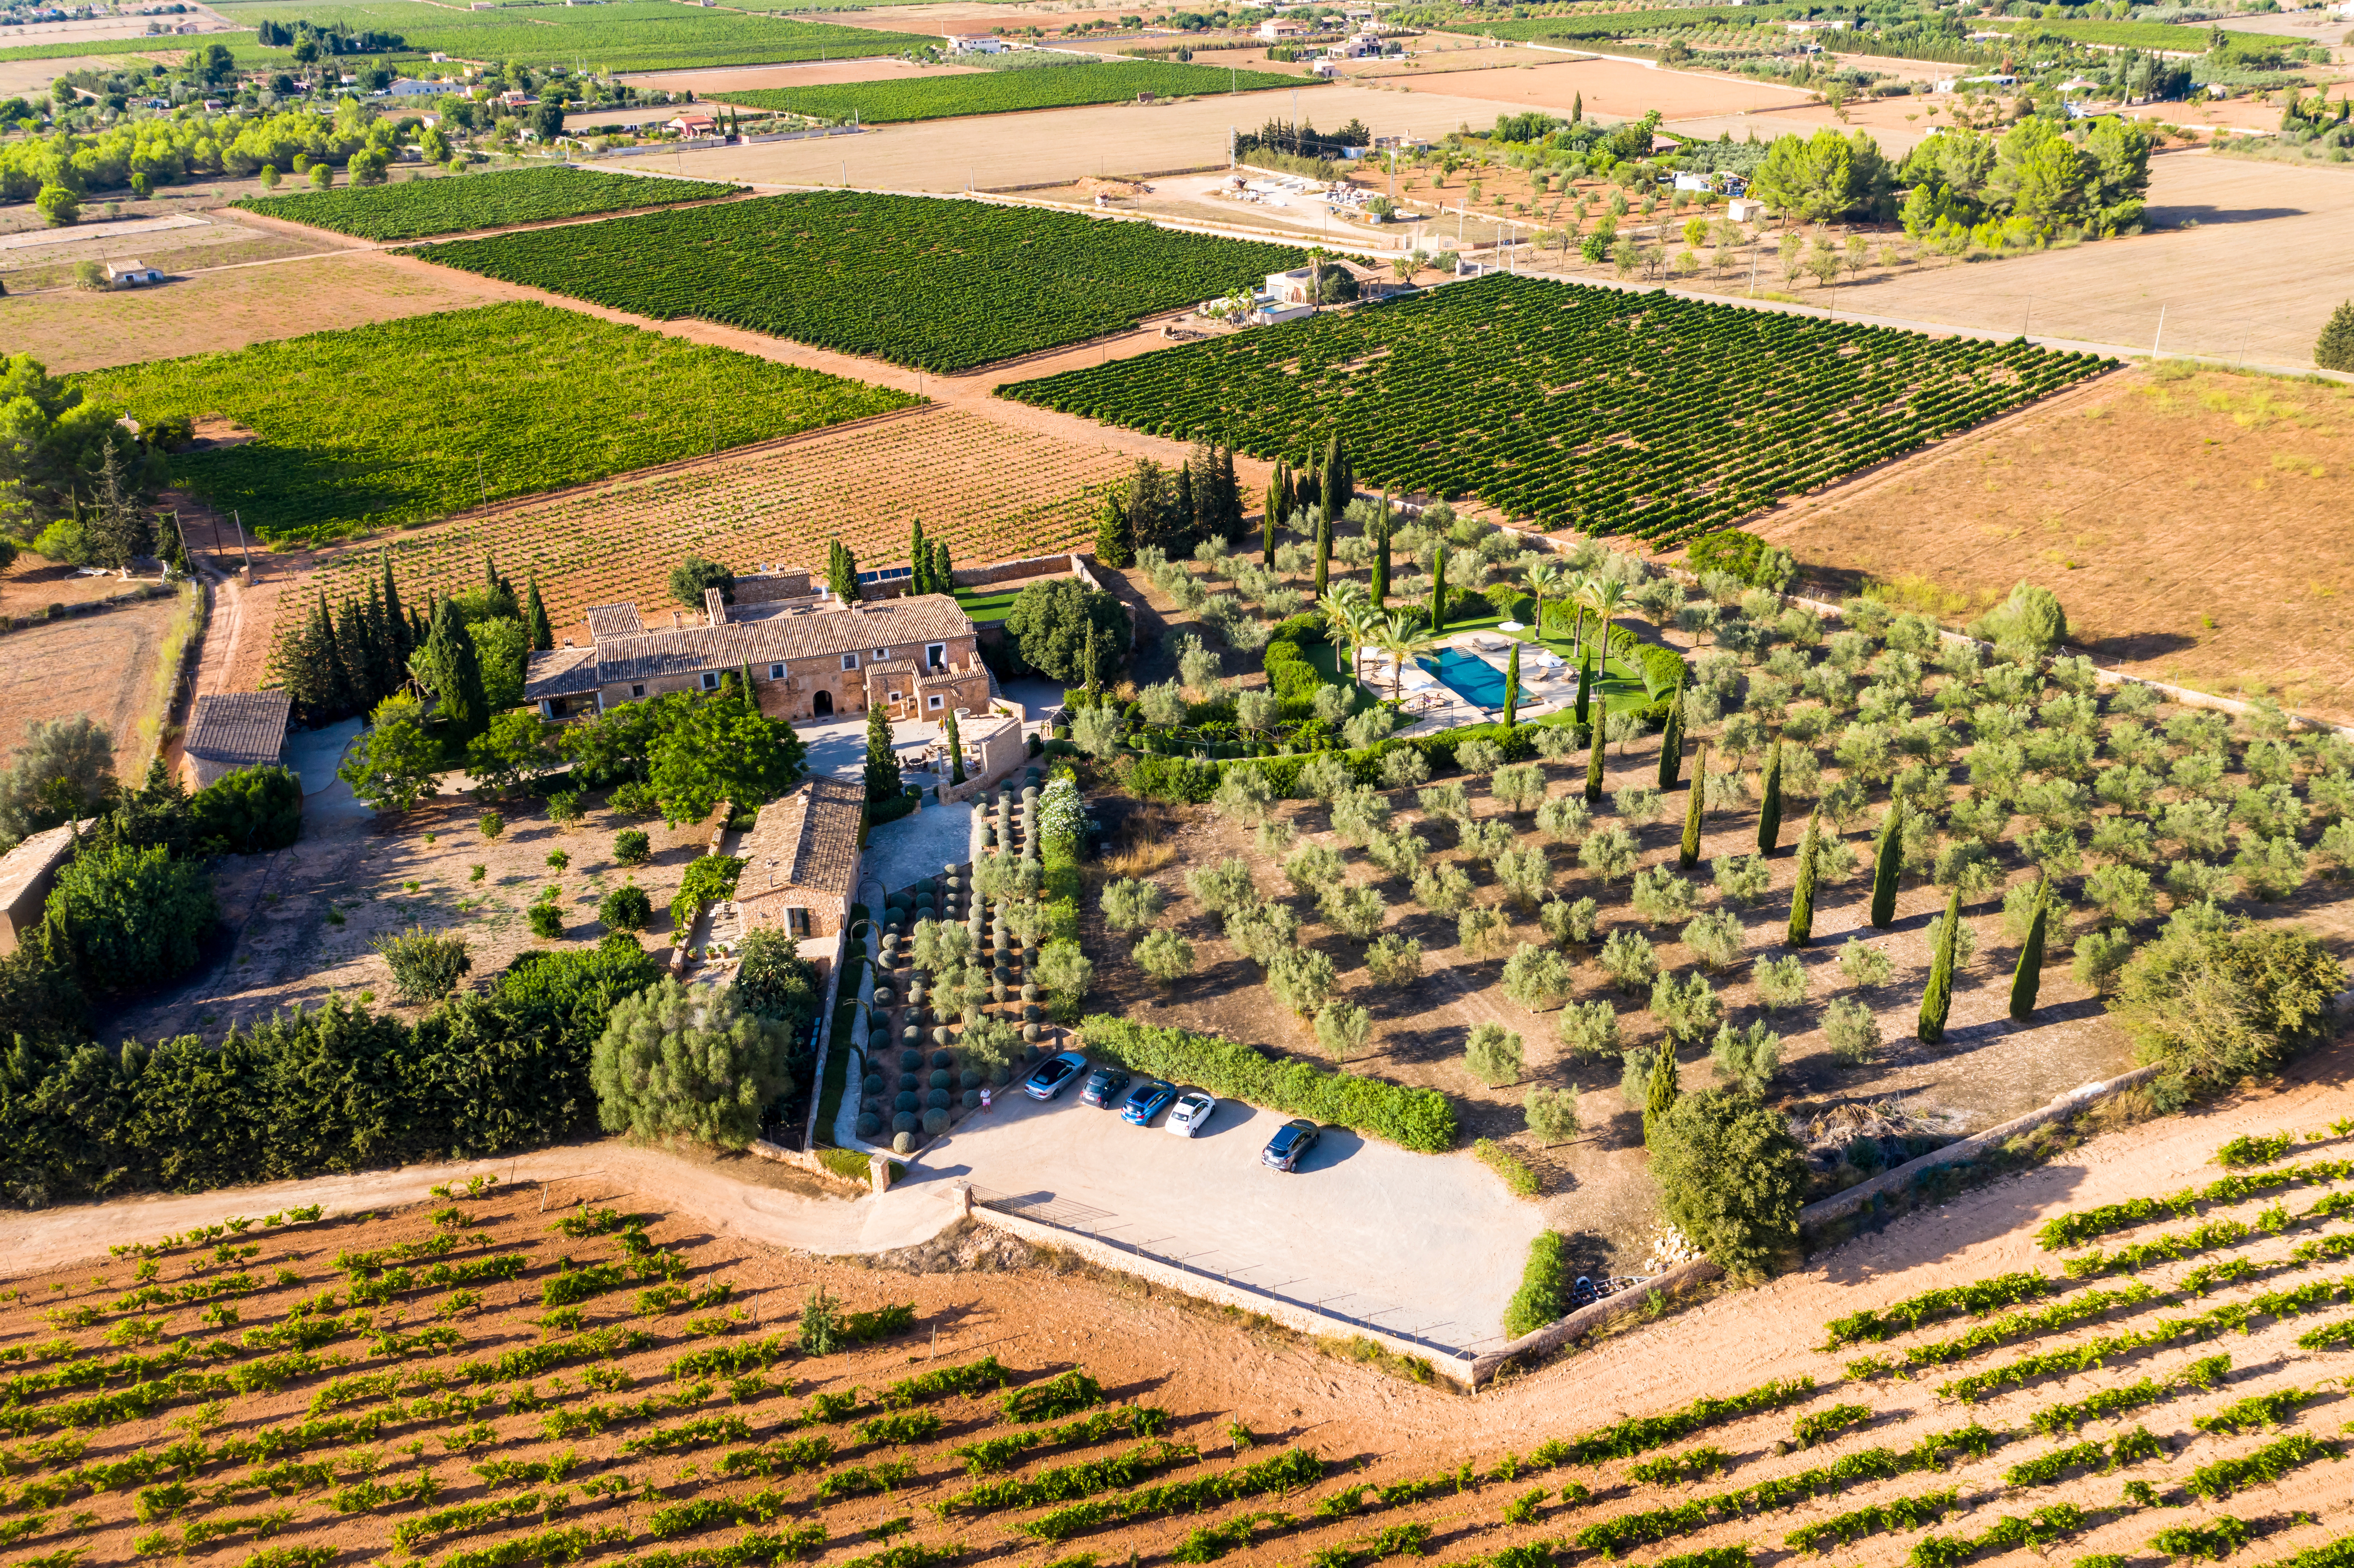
[893, 1071, 1545, 1356]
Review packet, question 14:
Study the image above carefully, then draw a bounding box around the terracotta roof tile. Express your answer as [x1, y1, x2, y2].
[184, 691, 291, 768]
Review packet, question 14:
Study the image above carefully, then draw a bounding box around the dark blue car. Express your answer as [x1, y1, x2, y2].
[1261, 1118, 1320, 1172]
[1120, 1080, 1177, 1127]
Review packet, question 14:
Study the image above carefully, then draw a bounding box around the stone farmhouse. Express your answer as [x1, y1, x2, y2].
[733, 775, 865, 966]
[522, 569, 994, 723]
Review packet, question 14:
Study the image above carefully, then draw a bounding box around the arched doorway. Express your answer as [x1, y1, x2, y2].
[812, 689, 834, 717]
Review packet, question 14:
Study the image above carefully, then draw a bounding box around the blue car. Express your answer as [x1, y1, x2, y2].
[1023, 1051, 1087, 1102]
[1120, 1080, 1177, 1127]
[1261, 1118, 1321, 1173]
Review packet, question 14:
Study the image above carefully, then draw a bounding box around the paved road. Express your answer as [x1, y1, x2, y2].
[888, 1076, 1544, 1356]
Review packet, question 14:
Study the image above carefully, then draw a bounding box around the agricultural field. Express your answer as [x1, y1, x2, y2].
[194, 0, 931, 72]
[1757, 365, 2354, 727]
[6, 1112, 2354, 1568]
[269, 406, 1129, 660]
[0, 589, 191, 762]
[1003, 274, 2109, 547]
[74, 301, 918, 544]
[234, 167, 745, 243]
[705, 59, 1312, 124]
[410, 192, 1309, 374]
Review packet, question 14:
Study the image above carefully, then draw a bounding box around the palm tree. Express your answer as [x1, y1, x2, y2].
[1564, 571, 1599, 667]
[1373, 610, 1441, 705]
[1318, 585, 1373, 686]
[1524, 558, 1573, 646]
[1585, 579, 1630, 685]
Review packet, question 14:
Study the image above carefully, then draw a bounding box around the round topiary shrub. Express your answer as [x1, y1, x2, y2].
[925, 1088, 951, 1110]
[862, 1073, 884, 1096]
[1021, 983, 1039, 1003]
[991, 1067, 1012, 1088]
[1023, 1023, 1042, 1043]
[857, 1113, 882, 1138]
[932, 1026, 953, 1047]
[894, 1092, 919, 1114]
[894, 1130, 916, 1154]
[891, 1113, 916, 1135]
[928, 1068, 953, 1090]
[931, 1050, 954, 1068]
[922, 1109, 950, 1136]
[961, 1089, 982, 1110]
[959, 1070, 981, 1091]
[900, 1049, 924, 1071]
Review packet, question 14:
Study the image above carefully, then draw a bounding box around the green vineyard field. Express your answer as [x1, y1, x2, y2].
[411, 191, 1309, 374]
[192, 0, 927, 72]
[707, 59, 1313, 124]
[1000, 275, 2111, 544]
[235, 166, 743, 242]
[75, 301, 915, 543]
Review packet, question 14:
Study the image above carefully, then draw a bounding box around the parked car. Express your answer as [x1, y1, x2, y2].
[1120, 1080, 1177, 1126]
[1166, 1090, 1217, 1138]
[1261, 1117, 1320, 1172]
[1080, 1066, 1132, 1108]
[1023, 1051, 1086, 1102]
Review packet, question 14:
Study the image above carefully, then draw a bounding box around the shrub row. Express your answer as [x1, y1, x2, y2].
[2062, 1218, 2254, 1281]
[1908, 1503, 2088, 1568]
[1998, 1425, 2161, 1487]
[2182, 1433, 2342, 1500]
[1545, 1376, 1818, 1466]
[1783, 1488, 1960, 1555]
[943, 1439, 1195, 1515]
[1822, 1272, 2053, 1347]
[1077, 1017, 1456, 1154]
[953, 1405, 1172, 1476]
[2028, 1353, 2229, 1435]
[1022, 1446, 1325, 1542]
[1897, 1285, 2154, 1369]
[1124, 713, 1599, 806]
[2035, 1160, 2354, 1251]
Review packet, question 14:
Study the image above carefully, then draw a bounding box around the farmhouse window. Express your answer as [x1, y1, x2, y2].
[927, 694, 943, 711]
[630, 684, 646, 699]
[768, 663, 785, 681]
[874, 648, 889, 661]
[841, 654, 859, 672]
[785, 906, 811, 937]
[699, 672, 719, 691]
[925, 642, 947, 669]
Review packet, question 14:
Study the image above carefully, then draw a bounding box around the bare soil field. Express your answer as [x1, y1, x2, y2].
[1757, 364, 2354, 723]
[614, 56, 986, 93]
[0, 590, 184, 761]
[0, 553, 151, 617]
[0, 207, 340, 292]
[104, 785, 717, 1045]
[5, 248, 531, 373]
[1362, 51, 1817, 123]
[232, 404, 1135, 676]
[0, 1045, 2349, 1568]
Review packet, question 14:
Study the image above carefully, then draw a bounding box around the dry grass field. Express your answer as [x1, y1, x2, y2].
[1758, 364, 2354, 723]
[0, 590, 188, 762]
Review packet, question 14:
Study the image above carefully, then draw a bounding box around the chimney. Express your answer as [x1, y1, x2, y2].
[671, 610, 682, 629]
[562, 638, 573, 647]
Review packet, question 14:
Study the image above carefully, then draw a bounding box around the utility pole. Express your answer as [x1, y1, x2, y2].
[233, 509, 251, 572]
[2152, 304, 2166, 361]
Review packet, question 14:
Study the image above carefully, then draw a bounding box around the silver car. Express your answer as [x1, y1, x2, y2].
[1165, 1090, 1217, 1138]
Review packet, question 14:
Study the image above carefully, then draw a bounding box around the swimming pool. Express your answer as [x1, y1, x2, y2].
[1419, 647, 1508, 708]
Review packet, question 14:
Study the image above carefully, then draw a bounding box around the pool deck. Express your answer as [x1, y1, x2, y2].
[1371, 631, 1578, 737]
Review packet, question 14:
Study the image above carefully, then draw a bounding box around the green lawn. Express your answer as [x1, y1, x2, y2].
[953, 588, 1023, 625]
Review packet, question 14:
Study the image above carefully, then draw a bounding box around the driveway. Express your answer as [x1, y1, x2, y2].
[885, 1080, 1545, 1356]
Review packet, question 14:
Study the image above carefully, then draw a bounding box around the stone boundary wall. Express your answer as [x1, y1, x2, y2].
[1467, 1259, 1724, 1384]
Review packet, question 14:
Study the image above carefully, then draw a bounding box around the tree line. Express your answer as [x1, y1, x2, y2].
[1093, 443, 1245, 569]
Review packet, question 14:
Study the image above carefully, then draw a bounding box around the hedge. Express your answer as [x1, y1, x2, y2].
[1124, 713, 1585, 805]
[1077, 1017, 1457, 1153]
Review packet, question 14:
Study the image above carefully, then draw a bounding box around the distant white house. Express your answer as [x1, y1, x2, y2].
[1258, 18, 1305, 40]
[389, 78, 439, 96]
[1726, 196, 1764, 223]
[106, 260, 164, 286]
[943, 30, 1002, 52]
[1265, 266, 1318, 304]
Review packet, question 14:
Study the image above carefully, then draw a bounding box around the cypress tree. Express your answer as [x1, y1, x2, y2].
[423, 599, 488, 739]
[944, 708, 965, 785]
[1504, 640, 1520, 728]
[1869, 800, 1905, 929]
[277, 592, 337, 723]
[1584, 700, 1606, 803]
[1787, 810, 1822, 946]
[1083, 622, 1099, 697]
[2317, 299, 2354, 374]
[1574, 643, 1592, 728]
[2008, 877, 2049, 1021]
[1093, 492, 1133, 569]
[1680, 741, 1706, 869]
[333, 594, 374, 714]
[1262, 459, 1284, 568]
[932, 541, 952, 596]
[1370, 491, 1391, 607]
[909, 516, 929, 593]
[1757, 739, 1784, 854]
[361, 578, 392, 702]
[1642, 1040, 1678, 1148]
[1219, 445, 1244, 541]
[1430, 541, 1448, 632]
[863, 696, 901, 804]
[1656, 681, 1685, 789]
[314, 589, 355, 720]
[1918, 885, 1961, 1044]
[1176, 463, 1197, 550]
[380, 550, 408, 662]
[523, 574, 554, 652]
[1314, 503, 1332, 598]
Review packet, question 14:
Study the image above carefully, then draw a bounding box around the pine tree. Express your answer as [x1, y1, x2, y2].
[1504, 640, 1520, 728]
[1094, 491, 1135, 569]
[1370, 491, 1391, 607]
[944, 707, 965, 785]
[1869, 800, 1904, 929]
[863, 697, 901, 804]
[2008, 877, 2048, 1022]
[1262, 458, 1284, 568]
[1642, 1039, 1678, 1148]
[1757, 739, 1784, 854]
[2316, 299, 2354, 374]
[1430, 540, 1448, 632]
[1656, 681, 1685, 790]
[909, 516, 929, 593]
[1680, 741, 1706, 869]
[1918, 885, 1961, 1044]
[1574, 643, 1592, 728]
[1787, 811, 1822, 947]
[380, 551, 408, 663]
[523, 574, 554, 652]
[1584, 700, 1606, 804]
